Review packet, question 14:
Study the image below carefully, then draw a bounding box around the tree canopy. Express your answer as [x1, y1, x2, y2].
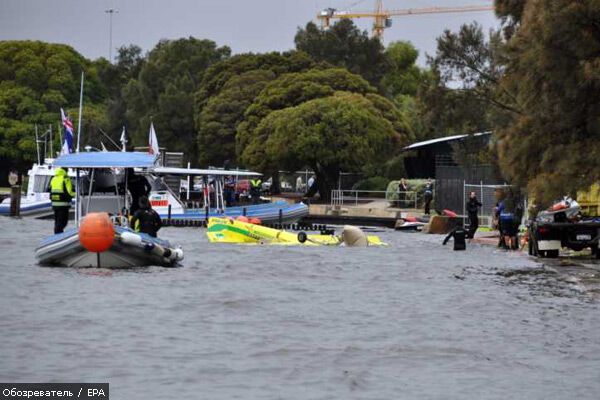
[95, 45, 145, 142]
[195, 51, 315, 166]
[236, 68, 411, 199]
[416, 22, 512, 140]
[121, 37, 230, 162]
[381, 41, 424, 99]
[0, 40, 104, 168]
[252, 92, 403, 200]
[495, 0, 600, 204]
[295, 20, 388, 88]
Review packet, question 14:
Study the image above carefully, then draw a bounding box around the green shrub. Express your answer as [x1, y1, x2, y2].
[352, 176, 390, 194]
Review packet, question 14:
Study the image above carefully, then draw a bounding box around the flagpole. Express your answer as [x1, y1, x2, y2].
[35, 124, 40, 165]
[57, 123, 62, 157]
[75, 71, 84, 227]
[76, 71, 84, 152]
[49, 124, 52, 159]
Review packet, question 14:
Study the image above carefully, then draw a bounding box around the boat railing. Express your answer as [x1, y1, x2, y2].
[331, 189, 418, 208]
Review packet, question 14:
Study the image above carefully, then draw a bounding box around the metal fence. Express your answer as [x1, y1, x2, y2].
[463, 182, 512, 227]
[331, 189, 417, 208]
[435, 164, 501, 214]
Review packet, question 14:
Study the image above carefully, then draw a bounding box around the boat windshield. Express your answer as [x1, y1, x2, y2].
[33, 175, 53, 193]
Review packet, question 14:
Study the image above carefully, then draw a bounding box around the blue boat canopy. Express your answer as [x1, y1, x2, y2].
[53, 152, 157, 168]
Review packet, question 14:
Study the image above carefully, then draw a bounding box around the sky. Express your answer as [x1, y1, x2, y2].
[0, 0, 500, 65]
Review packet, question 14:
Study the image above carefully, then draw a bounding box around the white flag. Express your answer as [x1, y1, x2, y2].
[148, 122, 160, 156]
[120, 126, 127, 152]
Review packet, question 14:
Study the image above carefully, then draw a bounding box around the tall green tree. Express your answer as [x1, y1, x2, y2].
[197, 69, 275, 167]
[494, 0, 526, 38]
[381, 41, 424, 99]
[95, 45, 145, 143]
[295, 20, 388, 88]
[251, 92, 403, 200]
[415, 23, 515, 141]
[496, 0, 600, 204]
[122, 37, 230, 162]
[236, 68, 375, 160]
[380, 41, 428, 143]
[237, 68, 411, 199]
[0, 40, 104, 173]
[195, 51, 314, 166]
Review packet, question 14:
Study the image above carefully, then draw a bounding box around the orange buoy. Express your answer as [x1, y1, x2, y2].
[249, 217, 261, 225]
[236, 216, 249, 223]
[79, 212, 115, 253]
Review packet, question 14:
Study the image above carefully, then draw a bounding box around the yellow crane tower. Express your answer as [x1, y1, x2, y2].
[317, 1, 495, 40]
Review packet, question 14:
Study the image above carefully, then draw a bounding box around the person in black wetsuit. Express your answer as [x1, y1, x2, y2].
[126, 168, 152, 215]
[129, 196, 162, 237]
[442, 226, 467, 251]
[466, 191, 483, 239]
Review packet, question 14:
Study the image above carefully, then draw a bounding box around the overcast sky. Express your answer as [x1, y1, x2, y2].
[0, 0, 499, 65]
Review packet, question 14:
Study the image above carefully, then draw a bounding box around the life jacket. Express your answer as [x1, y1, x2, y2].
[250, 179, 262, 189]
[50, 169, 73, 207]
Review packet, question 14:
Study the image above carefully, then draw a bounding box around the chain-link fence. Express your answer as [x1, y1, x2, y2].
[463, 183, 513, 227]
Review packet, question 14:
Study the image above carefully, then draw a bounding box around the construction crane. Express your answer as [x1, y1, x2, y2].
[317, 1, 494, 40]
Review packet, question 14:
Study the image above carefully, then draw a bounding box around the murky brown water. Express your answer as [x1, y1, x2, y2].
[1, 218, 599, 399]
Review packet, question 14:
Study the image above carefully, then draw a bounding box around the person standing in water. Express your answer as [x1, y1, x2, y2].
[466, 191, 482, 239]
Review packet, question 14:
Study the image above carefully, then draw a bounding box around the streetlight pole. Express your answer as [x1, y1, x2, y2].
[105, 8, 118, 62]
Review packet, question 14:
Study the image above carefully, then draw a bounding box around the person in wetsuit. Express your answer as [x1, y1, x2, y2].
[442, 226, 467, 251]
[126, 168, 152, 215]
[466, 191, 483, 239]
[129, 195, 162, 237]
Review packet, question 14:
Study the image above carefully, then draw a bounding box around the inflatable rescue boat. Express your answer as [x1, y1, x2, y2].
[36, 212, 183, 268]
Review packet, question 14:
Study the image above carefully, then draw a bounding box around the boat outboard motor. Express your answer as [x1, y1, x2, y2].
[341, 225, 368, 247]
[442, 227, 466, 251]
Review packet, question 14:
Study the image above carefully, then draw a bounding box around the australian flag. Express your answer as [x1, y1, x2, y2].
[60, 108, 74, 155]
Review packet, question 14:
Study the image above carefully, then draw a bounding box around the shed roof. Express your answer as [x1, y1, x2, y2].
[403, 131, 492, 151]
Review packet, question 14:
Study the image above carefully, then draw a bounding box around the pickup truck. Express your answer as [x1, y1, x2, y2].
[528, 207, 600, 258]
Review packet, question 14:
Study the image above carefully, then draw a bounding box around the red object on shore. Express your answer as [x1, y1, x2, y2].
[249, 217, 262, 225]
[79, 212, 115, 253]
[443, 209, 458, 218]
[404, 216, 418, 222]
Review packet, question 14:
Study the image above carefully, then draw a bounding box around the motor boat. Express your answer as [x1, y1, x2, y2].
[0, 161, 75, 217]
[147, 166, 309, 224]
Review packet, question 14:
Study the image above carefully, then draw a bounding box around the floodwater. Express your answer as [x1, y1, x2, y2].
[1, 217, 599, 399]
